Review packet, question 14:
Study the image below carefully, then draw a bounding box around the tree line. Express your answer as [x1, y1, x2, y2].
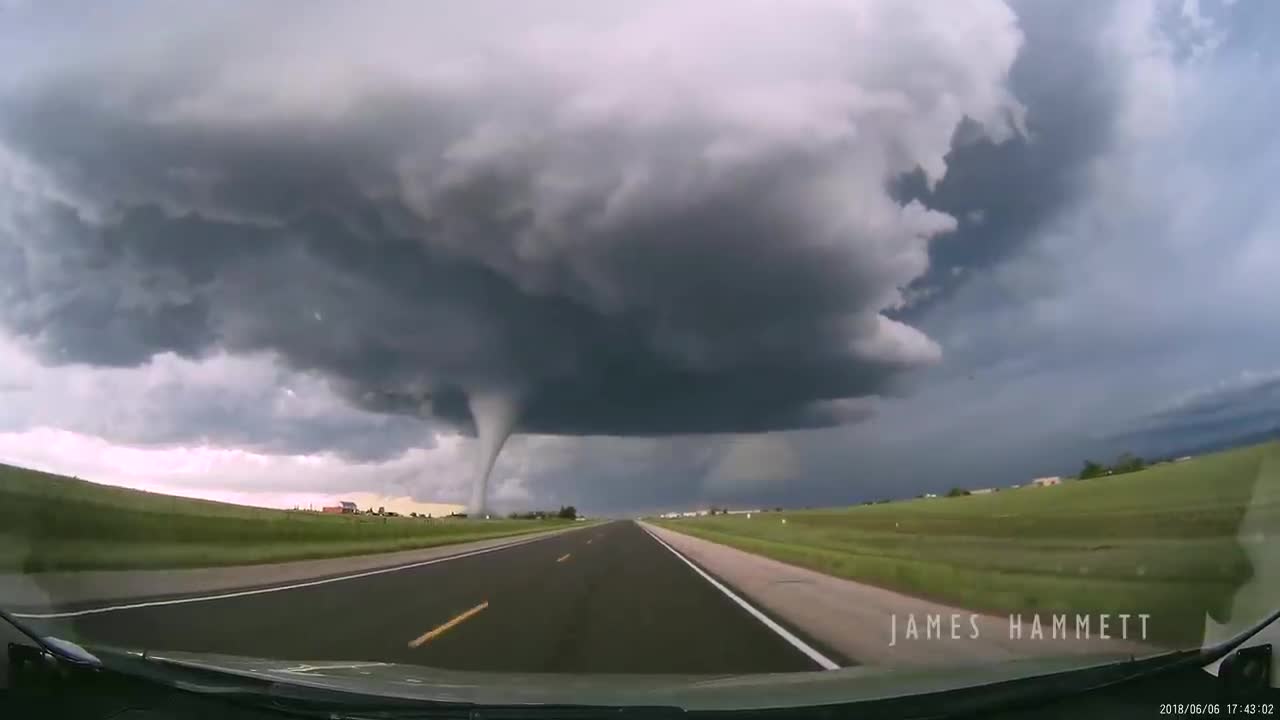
[507, 506, 578, 520]
[1078, 452, 1145, 479]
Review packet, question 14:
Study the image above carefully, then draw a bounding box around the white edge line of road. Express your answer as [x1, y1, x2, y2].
[10, 530, 567, 620]
[638, 523, 841, 671]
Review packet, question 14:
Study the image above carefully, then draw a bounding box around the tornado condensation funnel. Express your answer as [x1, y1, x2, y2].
[466, 391, 521, 516]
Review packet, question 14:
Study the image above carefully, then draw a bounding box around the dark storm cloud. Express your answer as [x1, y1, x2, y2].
[113, 394, 436, 463]
[1, 205, 225, 366]
[494, 434, 724, 515]
[117, 375, 439, 463]
[889, 0, 1122, 318]
[1113, 372, 1280, 458]
[0, 1, 1026, 439]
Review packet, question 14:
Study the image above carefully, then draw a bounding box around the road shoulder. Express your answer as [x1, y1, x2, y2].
[640, 521, 1165, 666]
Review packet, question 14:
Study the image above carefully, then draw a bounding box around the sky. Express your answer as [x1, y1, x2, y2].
[0, 0, 1276, 515]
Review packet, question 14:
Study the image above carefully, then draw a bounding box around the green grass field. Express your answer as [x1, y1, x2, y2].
[0, 464, 582, 572]
[654, 442, 1280, 647]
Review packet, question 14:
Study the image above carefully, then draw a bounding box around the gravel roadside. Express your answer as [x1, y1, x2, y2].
[641, 521, 1169, 666]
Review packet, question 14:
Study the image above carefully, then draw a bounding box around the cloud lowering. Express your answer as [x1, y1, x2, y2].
[0, 1, 1034, 510]
[6, 1, 1264, 514]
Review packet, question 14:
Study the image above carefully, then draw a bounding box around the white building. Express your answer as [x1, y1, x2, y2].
[1030, 476, 1062, 487]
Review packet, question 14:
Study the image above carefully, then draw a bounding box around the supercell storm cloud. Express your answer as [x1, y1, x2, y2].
[0, 0, 1029, 509]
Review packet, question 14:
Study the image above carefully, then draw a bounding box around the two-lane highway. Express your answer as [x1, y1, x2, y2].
[24, 521, 839, 674]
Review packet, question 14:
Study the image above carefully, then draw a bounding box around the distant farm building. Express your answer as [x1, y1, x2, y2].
[1175, 456, 1193, 463]
[321, 506, 343, 514]
[970, 487, 996, 495]
[1030, 476, 1062, 487]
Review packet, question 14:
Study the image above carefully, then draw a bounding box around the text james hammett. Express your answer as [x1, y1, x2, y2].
[889, 613, 1151, 645]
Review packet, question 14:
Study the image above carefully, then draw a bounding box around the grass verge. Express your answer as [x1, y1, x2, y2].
[653, 442, 1280, 647]
[0, 463, 584, 572]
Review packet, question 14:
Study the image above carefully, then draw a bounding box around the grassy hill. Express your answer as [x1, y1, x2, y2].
[0, 464, 575, 572]
[654, 442, 1280, 646]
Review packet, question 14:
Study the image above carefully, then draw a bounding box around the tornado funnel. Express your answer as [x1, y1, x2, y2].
[467, 392, 521, 516]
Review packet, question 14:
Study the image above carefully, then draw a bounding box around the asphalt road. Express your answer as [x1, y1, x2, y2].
[26, 521, 833, 674]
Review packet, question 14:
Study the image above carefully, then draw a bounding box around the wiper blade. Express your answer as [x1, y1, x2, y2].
[0, 607, 101, 669]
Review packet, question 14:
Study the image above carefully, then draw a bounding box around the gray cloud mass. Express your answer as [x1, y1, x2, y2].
[1, 0, 1274, 514]
[0, 0, 1024, 439]
[889, 0, 1122, 317]
[1113, 371, 1280, 460]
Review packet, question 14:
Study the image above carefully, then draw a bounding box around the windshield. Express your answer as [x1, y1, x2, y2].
[1, 0, 1278, 710]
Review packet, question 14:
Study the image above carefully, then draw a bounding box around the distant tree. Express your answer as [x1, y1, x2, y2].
[1079, 460, 1106, 479]
[1113, 452, 1145, 474]
[946, 487, 971, 497]
[409, 512, 418, 518]
[557, 505, 578, 520]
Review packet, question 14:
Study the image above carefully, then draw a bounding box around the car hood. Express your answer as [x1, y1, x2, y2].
[92, 645, 1159, 711]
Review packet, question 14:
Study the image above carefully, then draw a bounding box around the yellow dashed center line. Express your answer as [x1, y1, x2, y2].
[407, 601, 488, 648]
[557, 553, 572, 563]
